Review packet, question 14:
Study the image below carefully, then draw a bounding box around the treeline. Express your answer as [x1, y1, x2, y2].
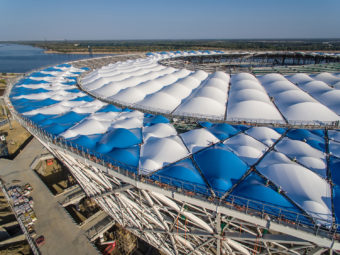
[12, 39, 340, 53]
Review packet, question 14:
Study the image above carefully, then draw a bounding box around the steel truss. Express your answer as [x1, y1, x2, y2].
[32, 136, 340, 255]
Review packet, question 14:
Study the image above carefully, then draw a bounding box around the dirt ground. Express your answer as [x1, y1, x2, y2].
[34, 158, 75, 195]
[0, 120, 32, 156]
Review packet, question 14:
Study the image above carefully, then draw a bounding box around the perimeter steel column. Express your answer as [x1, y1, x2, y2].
[216, 212, 221, 255]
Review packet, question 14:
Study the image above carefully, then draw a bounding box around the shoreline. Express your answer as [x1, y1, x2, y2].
[44, 50, 148, 55]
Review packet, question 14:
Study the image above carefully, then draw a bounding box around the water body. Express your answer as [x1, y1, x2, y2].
[0, 44, 108, 73]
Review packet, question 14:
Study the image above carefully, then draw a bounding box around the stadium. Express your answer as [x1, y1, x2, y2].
[6, 50, 340, 254]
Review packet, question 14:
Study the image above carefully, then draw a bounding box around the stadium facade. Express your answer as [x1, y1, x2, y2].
[6, 51, 340, 254]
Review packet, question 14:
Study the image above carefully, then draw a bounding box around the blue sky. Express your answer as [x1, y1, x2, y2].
[1, 0, 340, 40]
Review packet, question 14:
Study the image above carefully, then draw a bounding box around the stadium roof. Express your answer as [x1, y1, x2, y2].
[9, 52, 340, 230]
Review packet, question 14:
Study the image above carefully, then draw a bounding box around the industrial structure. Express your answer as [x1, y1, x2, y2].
[5, 51, 340, 254]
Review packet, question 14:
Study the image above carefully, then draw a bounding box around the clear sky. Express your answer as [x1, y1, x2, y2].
[1, 0, 340, 41]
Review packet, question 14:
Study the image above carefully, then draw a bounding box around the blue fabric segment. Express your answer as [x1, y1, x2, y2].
[17, 78, 49, 85]
[96, 128, 142, 153]
[273, 127, 286, 134]
[286, 129, 325, 151]
[230, 173, 306, 221]
[330, 156, 340, 228]
[27, 113, 56, 123]
[30, 72, 54, 78]
[311, 129, 325, 137]
[66, 88, 80, 93]
[68, 134, 102, 150]
[81, 67, 90, 71]
[193, 143, 248, 195]
[70, 96, 94, 102]
[57, 64, 71, 68]
[13, 98, 59, 113]
[66, 76, 77, 80]
[10, 98, 32, 106]
[62, 81, 76, 85]
[151, 158, 210, 195]
[199, 121, 213, 128]
[97, 104, 122, 112]
[105, 145, 140, 170]
[11, 87, 49, 96]
[43, 123, 74, 135]
[42, 67, 62, 72]
[144, 115, 169, 126]
[207, 123, 239, 140]
[48, 112, 89, 125]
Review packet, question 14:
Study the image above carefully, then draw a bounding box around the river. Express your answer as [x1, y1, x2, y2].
[0, 44, 108, 73]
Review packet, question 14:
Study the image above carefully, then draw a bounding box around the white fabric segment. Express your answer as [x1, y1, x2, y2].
[173, 72, 227, 118]
[134, 71, 207, 113]
[275, 137, 327, 178]
[245, 127, 281, 147]
[180, 128, 219, 153]
[61, 118, 112, 138]
[257, 151, 332, 225]
[60, 110, 144, 138]
[224, 133, 268, 165]
[227, 73, 284, 122]
[287, 74, 340, 115]
[23, 100, 105, 116]
[110, 69, 192, 105]
[13, 90, 85, 101]
[259, 74, 340, 123]
[143, 123, 177, 142]
[91, 67, 176, 98]
[311, 72, 340, 86]
[139, 135, 190, 173]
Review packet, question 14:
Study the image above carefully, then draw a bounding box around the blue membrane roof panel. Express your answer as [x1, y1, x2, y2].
[286, 129, 325, 152]
[44, 123, 75, 136]
[27, 113, 58, 123]
[70, 96, 94, 102]
[42, 67, 62, 72]
[230, 173, 308, 221]
[97, 104, 122, 113]
[96, 128, 142, 153]
[143, 115, 169, 126]
[66, 88, 81, 93]
[10, 87, 50, 97]
[104, 146, 140, 173]
[329, 140, 340, 158]
[193, 143, 248, 195]
[67, 134, 102, 150]
[11, 98, 60, 113]
[329, 156, 340, 227]
[47, 112, 90, 125]
[17, 78, 49, 85]
[206, 123, 239, 141]
[199, 121, 213, 128]
[57, 63, 71, 68]
[151, 158, 210, 195]
[30, 72, 55, 78]
[62, 81, 77, 85]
